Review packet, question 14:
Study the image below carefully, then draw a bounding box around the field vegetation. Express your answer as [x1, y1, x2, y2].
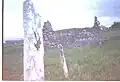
[3, 28, 120, 81]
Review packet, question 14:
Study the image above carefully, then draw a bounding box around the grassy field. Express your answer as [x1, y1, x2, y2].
[3, 29, 120, 81]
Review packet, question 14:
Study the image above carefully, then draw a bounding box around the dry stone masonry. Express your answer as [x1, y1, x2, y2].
[43, 21, 102, 51]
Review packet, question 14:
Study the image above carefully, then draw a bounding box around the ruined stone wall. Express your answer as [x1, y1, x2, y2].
[42, 23, 101, 51]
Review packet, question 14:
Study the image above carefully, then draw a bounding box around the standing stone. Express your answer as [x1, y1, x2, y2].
[58, 44, 68, 78]
[23, 0, 44, 81]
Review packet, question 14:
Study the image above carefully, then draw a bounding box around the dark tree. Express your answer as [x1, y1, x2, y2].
[111, 21, 120, 29]
[93, 16, 100, 29]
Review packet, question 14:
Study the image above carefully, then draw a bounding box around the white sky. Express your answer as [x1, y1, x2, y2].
[3, 0, 119, 40]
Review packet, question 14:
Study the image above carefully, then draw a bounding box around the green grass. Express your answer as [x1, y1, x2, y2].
[44, 38, 120, 80]
[99, 28, 120, 40]
[3, 29, 120, 81]
[3, 45, 23, 80]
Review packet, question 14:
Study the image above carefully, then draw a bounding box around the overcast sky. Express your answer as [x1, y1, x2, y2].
[3, 0, 120, 40]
